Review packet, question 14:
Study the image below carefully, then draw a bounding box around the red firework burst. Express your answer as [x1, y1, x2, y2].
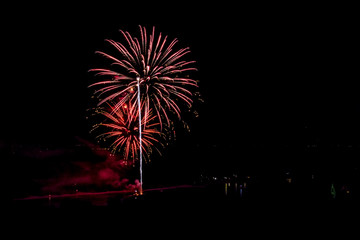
[91, 101, 163, 163]
[89, 25, 198, 129]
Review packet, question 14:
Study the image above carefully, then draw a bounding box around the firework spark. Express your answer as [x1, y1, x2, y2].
[91, 101, 162, 163]
[89, 25, 198, 129]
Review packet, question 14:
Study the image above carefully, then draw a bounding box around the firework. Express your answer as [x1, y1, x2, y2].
[89, 25, 198, 129]
[91, 101, 163, 163]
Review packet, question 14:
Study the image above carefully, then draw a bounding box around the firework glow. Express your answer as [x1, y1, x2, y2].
[88, 25, 199, 193]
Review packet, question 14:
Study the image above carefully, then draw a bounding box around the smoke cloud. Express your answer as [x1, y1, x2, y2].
[40, 155, 139, 194]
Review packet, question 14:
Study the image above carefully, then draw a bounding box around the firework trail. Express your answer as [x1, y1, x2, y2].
[91, 101, 162, 163]
[89, 25, 198, 129]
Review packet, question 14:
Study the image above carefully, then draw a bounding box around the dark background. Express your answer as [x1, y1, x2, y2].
[2, 3, 359, 197]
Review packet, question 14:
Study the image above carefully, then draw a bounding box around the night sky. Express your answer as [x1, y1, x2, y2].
[3, 3, 359, 191]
